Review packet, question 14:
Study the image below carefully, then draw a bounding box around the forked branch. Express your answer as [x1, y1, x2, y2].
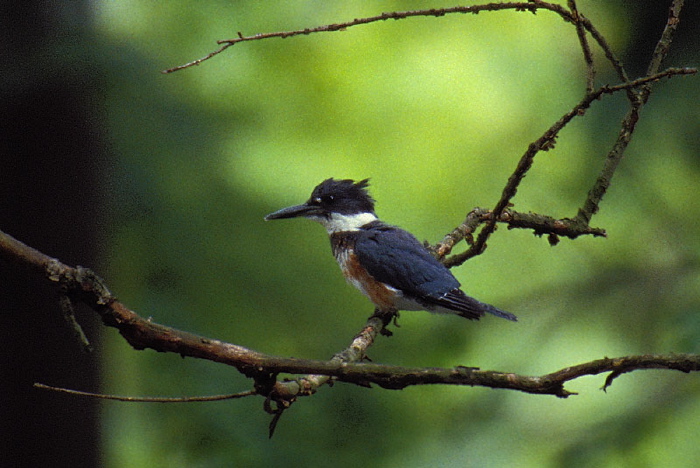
[434, 67, 695, 264]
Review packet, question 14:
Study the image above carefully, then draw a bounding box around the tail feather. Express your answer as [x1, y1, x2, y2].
[478, 301, 518, 322]
[435, 289, 518, 322]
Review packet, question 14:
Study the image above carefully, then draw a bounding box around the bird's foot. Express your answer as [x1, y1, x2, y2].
[369, 308, 400, 336]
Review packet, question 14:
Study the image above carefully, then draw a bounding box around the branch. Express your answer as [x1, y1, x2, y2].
[436, 67, 695, 265]
[33, 383, 256, 403]
[644, 0, 685, 96]
[434, 207, 607, 261]
[433, 2, 693, 267]
[0, 228, 390, 392]
[575, 0, 688, 225]
[3, 228, 699, 403]
[163, 2, 574, 74]
[254, 353, 700, 399]
[568, 0, 596, 93]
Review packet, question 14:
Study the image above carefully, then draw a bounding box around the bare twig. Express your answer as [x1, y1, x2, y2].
[268, 312, 391, 401]
[58, 293, 93, 352]
[261, 312, 391, 436]
[576, 11, 631, 92]
[34, 383, 256, 403]
[434, 207, 607, 260]
[163, 42, 237, 74]
[641, 0, 685, 102]
[163, 2, 574, 74]
[568, 0, 596, 93]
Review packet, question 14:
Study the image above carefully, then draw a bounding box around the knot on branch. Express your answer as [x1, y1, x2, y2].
[46, 260, 116, 309]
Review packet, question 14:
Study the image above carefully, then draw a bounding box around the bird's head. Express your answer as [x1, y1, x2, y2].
[265, 178, 377, 233]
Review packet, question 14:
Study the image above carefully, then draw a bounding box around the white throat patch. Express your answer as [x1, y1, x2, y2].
[312, 212, 378, 234]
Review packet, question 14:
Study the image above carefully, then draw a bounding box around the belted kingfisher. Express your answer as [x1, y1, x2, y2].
[265, 178, 516, 322]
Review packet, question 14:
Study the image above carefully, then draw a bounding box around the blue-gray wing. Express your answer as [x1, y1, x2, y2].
[353, 224, 517, 321]
[354, 225, 459, 299]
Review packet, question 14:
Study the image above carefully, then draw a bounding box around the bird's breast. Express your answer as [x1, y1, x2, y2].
[333, 245, 397, 311]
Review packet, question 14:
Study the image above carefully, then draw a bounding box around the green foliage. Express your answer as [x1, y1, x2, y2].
[94, 2, 699, 467]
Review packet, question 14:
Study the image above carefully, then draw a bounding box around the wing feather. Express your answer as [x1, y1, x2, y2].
[354, 223, 517, 321]
[353, 225, 459, 300]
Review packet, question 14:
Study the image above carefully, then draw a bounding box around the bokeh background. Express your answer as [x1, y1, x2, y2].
[2, 1, 699, 467]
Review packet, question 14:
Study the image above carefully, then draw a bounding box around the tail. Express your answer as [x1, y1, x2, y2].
[434, 290, 518, 321]
[477, 301, 518, 322]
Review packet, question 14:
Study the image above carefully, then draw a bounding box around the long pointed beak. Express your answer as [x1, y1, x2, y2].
[264, 203, 317, 221]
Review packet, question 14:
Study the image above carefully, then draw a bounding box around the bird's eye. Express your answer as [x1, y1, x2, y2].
[321, 194, 335, 203]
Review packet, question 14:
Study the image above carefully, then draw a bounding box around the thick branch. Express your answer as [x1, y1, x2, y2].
[2, 229, 698, 403]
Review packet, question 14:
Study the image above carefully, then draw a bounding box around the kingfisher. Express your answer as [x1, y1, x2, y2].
[265, 178, 516, 322]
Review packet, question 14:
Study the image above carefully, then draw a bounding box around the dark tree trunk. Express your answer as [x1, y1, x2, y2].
[1, 2, 104, 466]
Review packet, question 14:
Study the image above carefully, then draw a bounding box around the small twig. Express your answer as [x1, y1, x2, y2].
[577, 13, 631, 91]
[434, 208, 607, 261]
[271, 312, 391, 397]
[163, 2, 571, 73]
[34, 383, 256, 402]
[640, 0, 685, 103]
[58, 294, 93, 352]
[162, 42, 236, 74]
[568, 0, 595, 93]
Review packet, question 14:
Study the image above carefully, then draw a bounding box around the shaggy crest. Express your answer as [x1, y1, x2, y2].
[307, 178, 376, 215]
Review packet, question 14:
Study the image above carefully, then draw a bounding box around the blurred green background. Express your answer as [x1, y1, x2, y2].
[3, 1, 699, 467]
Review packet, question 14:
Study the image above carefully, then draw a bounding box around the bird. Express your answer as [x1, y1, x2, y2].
[264, 178, 516, 322]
